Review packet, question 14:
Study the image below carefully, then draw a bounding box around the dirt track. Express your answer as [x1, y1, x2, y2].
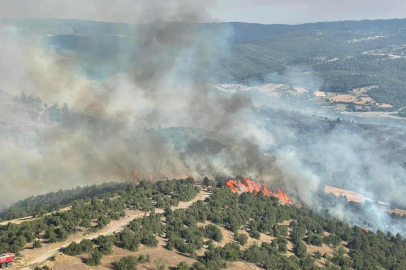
[13, 190, 210, 269]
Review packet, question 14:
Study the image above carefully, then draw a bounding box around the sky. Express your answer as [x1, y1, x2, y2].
[0, 0, 405, 25]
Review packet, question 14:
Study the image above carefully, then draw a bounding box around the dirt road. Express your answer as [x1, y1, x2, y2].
[14, 190, 210, 269]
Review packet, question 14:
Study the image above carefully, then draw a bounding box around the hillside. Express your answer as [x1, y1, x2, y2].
[2, 18, 406, 108]
[2, 179, 406, 270]
[2, 17, 406, 270]
[220, 20, 406, 110]
[3, 18, 406, 108]
[3, 94, 406, 219]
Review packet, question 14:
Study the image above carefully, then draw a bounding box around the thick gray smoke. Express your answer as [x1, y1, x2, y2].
[284, 124, 406, 233]
[210, 65, 406, 233]
[0, 1, 405, 235]
[0, 1, 277, 208]
[250, 103, 406, 233]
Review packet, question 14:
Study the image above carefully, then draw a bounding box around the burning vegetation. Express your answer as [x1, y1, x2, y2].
[225, 177, 294, 205]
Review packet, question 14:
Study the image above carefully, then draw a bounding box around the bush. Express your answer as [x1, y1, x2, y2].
[204, 224, 223, 242]
[236, 233, 248, 245]
[64, 241, 82, 256]
[80, 239, 94, 253]
[65, 240, 94, 256]
[176, 261, 190, 270]
[98, 242, 113, 255]
[249, 230, 260, 240]
[306, 234, 323, 247]
[80, 219, 92, 228]
[87, 250, 103, 266]
[141, 234, 158, 247]
[138, 254, 150, 263]
[293, 241, 307, 258]
[115, 256, 138, 270]
[33, 240, 42, 248]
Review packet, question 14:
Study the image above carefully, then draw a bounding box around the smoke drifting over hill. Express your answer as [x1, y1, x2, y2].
[0, 0, 277, 206]
[0, 1, 406, 234]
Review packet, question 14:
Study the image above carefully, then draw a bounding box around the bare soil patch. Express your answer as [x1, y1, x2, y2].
[325, 185, 406, 216]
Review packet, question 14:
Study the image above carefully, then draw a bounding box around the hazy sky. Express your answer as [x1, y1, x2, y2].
[0, 0, 405, 24]
[213, 0, 406, 24]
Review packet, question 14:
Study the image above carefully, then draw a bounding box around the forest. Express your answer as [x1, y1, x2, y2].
[3, 18, 406, 108]
[219, 20, 406, 108]
[0, 178, 198, 254]
[2, 178, 406, 270]
[0, 181, 128, 220]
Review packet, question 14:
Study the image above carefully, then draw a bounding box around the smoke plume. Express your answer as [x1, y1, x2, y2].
[0, 0, 273, 208]
[1, 1, 405, 235]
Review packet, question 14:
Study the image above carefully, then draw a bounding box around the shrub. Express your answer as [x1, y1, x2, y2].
[115, 256, 138, 270]
[176, 261, 190, 270]
[236, 233, 248, 245]
[33, 240, 42, 249]
[64, 242, 82, 256]
[87, 250, 103, 266]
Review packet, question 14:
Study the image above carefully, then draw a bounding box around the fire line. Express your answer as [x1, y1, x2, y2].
[225, 177, 294, 205]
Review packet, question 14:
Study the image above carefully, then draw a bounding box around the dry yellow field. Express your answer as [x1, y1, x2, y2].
[324, 185, 406, 216]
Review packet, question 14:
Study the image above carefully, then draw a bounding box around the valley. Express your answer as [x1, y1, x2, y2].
[1, 13, 406, 270]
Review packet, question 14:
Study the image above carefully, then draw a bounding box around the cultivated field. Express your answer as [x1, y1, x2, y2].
[314, 86, 394, 113]
[324, 185, 406, 216]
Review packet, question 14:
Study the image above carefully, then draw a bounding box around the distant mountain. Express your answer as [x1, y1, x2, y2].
[2, 18, 406, 107]
[2, 18, 406, 42]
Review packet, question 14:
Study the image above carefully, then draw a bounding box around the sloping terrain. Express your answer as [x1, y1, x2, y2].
[5, 180, 405, 270]
[2, 18, 406, 107]
[9, 189, 210, 269]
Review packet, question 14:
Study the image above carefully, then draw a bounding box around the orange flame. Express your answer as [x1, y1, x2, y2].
[225, 180, 240, 193]
[225, 177, 293, 205]
[364, 228, 369, 233]
[134, 171, 140, 185]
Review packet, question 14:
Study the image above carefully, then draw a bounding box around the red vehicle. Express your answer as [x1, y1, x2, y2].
[0, 253, 15, 268]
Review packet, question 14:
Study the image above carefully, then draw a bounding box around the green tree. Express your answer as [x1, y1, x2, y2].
[176, 261, 190, 270]
[98, 242, 113, 255]
[87, 250, 103, 266]
[33, 240, 42, 249]
[80, 239, 94, 254]
[115, 256, 138, 270]
[293, 241, 307, 258]
[65, 241, 82, 256]
[236, 233, 248, 245]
